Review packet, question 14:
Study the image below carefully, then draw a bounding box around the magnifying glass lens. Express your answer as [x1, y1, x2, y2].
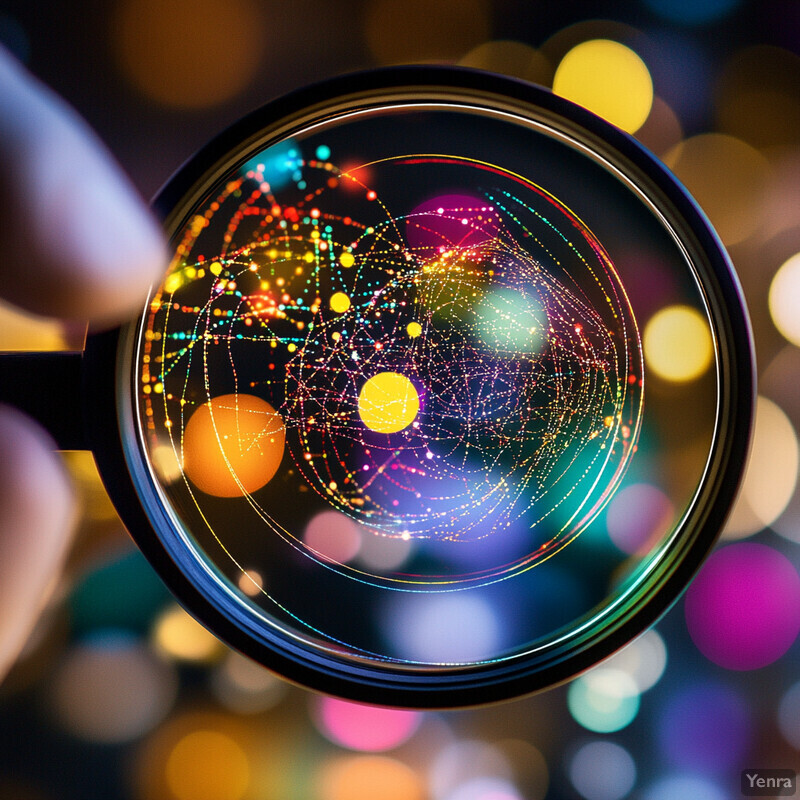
[120, 71, 750, 705]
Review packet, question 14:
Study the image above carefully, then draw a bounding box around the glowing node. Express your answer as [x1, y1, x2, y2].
[182, 393, 285, 497]
[339, 251, 355, 268]
[357, 372, 420, 434]
[553, 39, 653, 134]
[406, 321, 422, 338]
[643, 305, 712, 382]
[330, 292, 351, 313]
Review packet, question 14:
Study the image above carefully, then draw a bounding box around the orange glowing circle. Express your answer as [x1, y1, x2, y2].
[183, 394, 285, 497]
[319, 755, 424, 800]
[114, 0, 264, 109]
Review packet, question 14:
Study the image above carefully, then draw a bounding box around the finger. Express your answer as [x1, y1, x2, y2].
[0, 406, 76, 681]
[0, 47, 168, 326]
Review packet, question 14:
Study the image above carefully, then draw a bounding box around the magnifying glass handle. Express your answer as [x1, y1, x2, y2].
[0, 351, 86, 449]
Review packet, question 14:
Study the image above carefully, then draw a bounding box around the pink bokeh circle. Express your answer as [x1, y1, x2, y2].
[684, 542, 800, 670]
[314, 696, 422, 752]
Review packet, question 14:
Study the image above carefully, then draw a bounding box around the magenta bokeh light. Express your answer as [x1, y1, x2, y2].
[313, 696, 421, 752]
[684, 543, 800, 670]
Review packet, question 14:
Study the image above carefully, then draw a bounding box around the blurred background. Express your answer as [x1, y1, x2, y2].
[2, 0, 800, 798]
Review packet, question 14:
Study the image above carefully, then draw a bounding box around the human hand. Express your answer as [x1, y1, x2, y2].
[0, 45, 167, 679]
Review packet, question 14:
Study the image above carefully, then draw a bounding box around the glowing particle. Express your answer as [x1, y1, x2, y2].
[553, 40, 653, 133]
[182, 394, 286, 497]
[358, 372, 420, 434]
[340, 251, 355, 268]
[316, 144, 331, 160]
[209, 261, 223, 276]
[330, 292, 351, 313]
[406, 321, 422, 338]
[643, 305, 713, 382]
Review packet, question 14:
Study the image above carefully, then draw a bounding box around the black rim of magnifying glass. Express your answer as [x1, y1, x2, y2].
[82, 66, 755, 709]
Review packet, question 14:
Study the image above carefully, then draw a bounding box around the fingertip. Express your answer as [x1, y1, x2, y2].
[0, 405, 76, 680]
[0, 48, 168, 324]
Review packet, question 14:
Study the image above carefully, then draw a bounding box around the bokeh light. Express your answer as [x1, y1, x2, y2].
[643, 774, 728, 800]
[363, 0, 490, 65]
[567, 668, 640, 733]
[210, 651, 287, 714]
[553, 40, 653, 133]
[715, 45, 800, 149]
[777, 680, 800, 750]
[166, 729, 251, 800]
[384, 593, 501, 663]
[495, 740, 549, 800]
[113, 0, 265, 109]
[312, 696, 421, 752]
[600, 629, 668, 692]
[643, 0, 741, 25]
[606, 484, 674, 555]
[569, 740, 636, 800]
[634, 96, 683, 157]
[50, 631, 177, 743]
[643, 305, 713, 382]
[769, 252, 800, 347]
[303, 510, 362, 564]
[656, 682, 751, 773]
[458, 40, 553, 85]
[152, 603, 225, 664]
[664, 133, 770, 245]
[182, 394, 286, 497]
[684, 542, 800, 670]
[443, 777, 524, 800]
[430, 740, 513, 799]
[318, 755, 424, 800]
[724, 396, 799, 538]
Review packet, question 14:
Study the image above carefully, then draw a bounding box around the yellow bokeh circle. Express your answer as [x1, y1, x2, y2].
[358, 372, 420, 434]
[769, 252, 800, 347]
[643, 305, 713, 382]
[553, 39, 653, 133]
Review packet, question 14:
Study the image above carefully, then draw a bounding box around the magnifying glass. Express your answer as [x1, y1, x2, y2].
[1, 67, 753, 708]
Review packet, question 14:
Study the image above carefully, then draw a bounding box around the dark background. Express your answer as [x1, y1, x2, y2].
[1, 1, 800, 798]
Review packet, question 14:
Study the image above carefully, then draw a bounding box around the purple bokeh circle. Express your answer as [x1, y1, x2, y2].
[656, 682, 750, 773]
[684, 543, 800, 670]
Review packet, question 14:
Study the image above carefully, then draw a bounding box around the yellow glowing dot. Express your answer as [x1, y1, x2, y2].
[287, 343, 297, 353]
[340, 251, 355, 268]
[208, 261, 222, 276]
[358, 372, 419, 434]
[643, 305, 713, 382]
[166, 730, 250, 800]
[153, 604, 224, 663]
[164, 273, 183, 294]
[553, 39, 653, 133]
[330, 292, 351, 313]
[153, 382, 164, 394]
[406, 321, 422, 338]
[769, 252, 800, 347]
